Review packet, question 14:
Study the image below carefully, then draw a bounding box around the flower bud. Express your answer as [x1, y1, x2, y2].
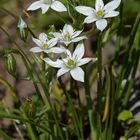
[4, 54, 16, 76]
[17, 17, 28, 41]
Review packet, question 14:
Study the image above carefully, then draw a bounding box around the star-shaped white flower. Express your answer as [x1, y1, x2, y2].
[43, 42, 97, 82]
[52, 24, 87, 46]
[27, 0, 67, 14]
[76, 0, 121, 31]
[30, 33, 64, 53]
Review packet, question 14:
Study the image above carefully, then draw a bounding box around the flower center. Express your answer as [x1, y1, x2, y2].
[43, 43, 48, 49]
[96, 10, 103, 17]
[67, 59, 75, 68]
[64, 33, 71, 41]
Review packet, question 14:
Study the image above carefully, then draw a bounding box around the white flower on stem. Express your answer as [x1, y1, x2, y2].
[27, 0, 67, 14]
[43, 42, 97, 82]
[30, 33, 64, 53]
[52, 24, 87, 46]
[75, 0, 121, 31]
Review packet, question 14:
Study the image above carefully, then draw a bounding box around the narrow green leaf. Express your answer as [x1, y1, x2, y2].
[0, 129, 13, 140]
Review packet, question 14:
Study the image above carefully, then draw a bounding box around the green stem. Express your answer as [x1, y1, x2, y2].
[97, 33, 103, 112]
[59, 78, 84, 140]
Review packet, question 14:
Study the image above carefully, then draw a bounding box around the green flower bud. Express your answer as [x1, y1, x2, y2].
[17, 17, 28, 41]
[4, 54, 16, 76]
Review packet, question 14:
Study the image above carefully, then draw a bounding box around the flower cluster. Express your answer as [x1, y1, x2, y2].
[27, 0, 121, 82]
[29, 24, 96, 82]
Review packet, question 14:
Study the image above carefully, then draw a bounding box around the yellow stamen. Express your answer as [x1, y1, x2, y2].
[43, 43, 48, 48]
[67, 59, 74, 67]
[64, 33, 71, 41]
[96, 10, 103, 17]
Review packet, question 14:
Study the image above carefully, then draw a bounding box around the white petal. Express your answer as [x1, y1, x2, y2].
[72, 30, 82, 38]
[96, 19, 107, 31]
[65, 49, 72, 58]
[75, 6, 94, 16]
[95, 0, 104, 10]
[77, 58, 92, 66]
[41, 4, 50, 14]
[63, 41, 71, 46]
[70, 67, 84, 82]
[104, 11, 119, 18]
[32, 37, 42, 47]
[47, 47, 65, 53]
[66, 24, 74, 35]
[57, 67, 70, 77]
[48, 38, 58, 48]
[27, 1, 42, 11]
[84, 14, 98, 23]
[39, 33, 48, 42]
[73, 42, 85, 61]
[72, 36, 87, 43]
[104, 0, 121, 12]
[43, 58, 63, 68]
[51, 1, 67, 12]
[18, 17, 27, 29]
[52, 32, 62, 39]
[62, 24, 73, 35]
[30, 47, 43, 53]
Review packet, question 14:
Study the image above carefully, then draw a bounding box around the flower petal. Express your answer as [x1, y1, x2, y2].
[18, 17, 27, 29]
[84, 14, 98, 23]
[63, 41, 71, 46]
[39, 33, 48, 42]
[43, 58, 63, 68]
[104, 0, 121, 12]
[48, 38, 58, 48]
[66, 24, 74, 35]
[104, 11, 119, 18]
[75, 6, 94, 16]
[30, 47, 43, 53]
[57, 67, 70, 77]
[27, 1, 42, 11]
[47, 47, 65, 53]
[72, 30, 82, 38]
[32, 37, 42, 47]
[51, 1, 67, 12]
[77, 58, 92, 66]
[95, 0, 104, 10]
[96, 19, 107, 31]
[70, 67, 84, 82]
[52, 32, 62, 39]
[65, 49, 72, 58]
[41, 4, 50, 14]
[73, 42, 85, 61]
[72, 36, 87, 43]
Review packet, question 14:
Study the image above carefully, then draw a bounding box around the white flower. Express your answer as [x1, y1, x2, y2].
[17, 17, 27, 29]
[27, 0, 67, 14]
[30, 33, 64, 53]
[75, 0, 121, 31]
[43, 42, 97, 82]
[52, 24, 87, 46]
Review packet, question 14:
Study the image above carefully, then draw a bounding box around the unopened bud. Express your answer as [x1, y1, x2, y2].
[17, 17, 28, 41]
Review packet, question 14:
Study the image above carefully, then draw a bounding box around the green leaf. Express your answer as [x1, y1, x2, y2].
[0, 129, 13, 140]
[119, 136, 127, 140]
[118, 110, 133, 121]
